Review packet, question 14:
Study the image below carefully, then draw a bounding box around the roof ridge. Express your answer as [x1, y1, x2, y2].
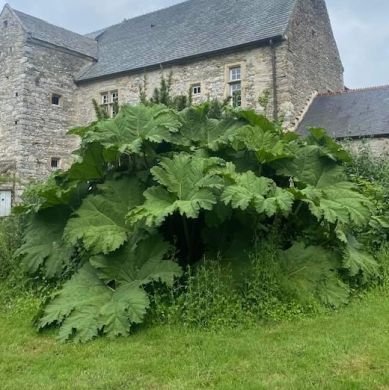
[319, 84, 389, 97]
[86, 0, 192, 37]
[12, 8, 96, 43]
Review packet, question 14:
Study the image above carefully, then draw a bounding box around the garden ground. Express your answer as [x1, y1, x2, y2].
[0, 289, 388, 389]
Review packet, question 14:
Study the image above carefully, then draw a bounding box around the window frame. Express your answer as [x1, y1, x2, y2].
[50, 157, 61, 170]
[100, 90, 119, 117]
[51, 94, 62, 106]
[226, 64, 243, 107]
[191, 83, 202, 96]
[229, 66, 241, 82]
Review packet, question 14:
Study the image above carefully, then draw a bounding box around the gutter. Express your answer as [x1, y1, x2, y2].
[269, 39, 278, 122]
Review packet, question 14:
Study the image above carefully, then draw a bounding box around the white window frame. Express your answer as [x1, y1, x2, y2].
[101, 92, 109, 105]
[100, 90, 119, 117]
[192, 83, 201, 96]
[228, 66, 242, 107]
[229, 67, 241, 82]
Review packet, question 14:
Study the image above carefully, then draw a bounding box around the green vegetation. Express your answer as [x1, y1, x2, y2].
[12, 102, 388, 342]
[0, 99, 388, 386]
[0, 289, 388, 389]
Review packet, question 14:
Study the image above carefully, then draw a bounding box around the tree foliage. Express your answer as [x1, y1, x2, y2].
[15, 103, 382, 342]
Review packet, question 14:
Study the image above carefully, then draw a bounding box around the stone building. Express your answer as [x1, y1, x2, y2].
[0, 0, 344, 211]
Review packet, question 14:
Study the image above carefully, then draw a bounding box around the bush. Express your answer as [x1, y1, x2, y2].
[0, 216, 31, 306]
[150, 235, 322, 329]
[13, 104, 386, 342]
[346, 143, 389, 252]
[0, 216, 22, 281]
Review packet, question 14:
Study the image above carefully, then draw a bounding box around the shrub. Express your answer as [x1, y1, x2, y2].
[345, 143, 389, 253]
[14, 104, 385, 342]
[0, 216, 22, 281]
[150, 235, 322, 329]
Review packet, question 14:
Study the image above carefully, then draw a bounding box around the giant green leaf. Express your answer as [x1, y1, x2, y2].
[90, 235, 181, 287]
[39, 263, 148, 342]
[276, 145, 345, 187]
[278, 146, 372, 226]
[64, 178, 145, 254]
[129, 154, 223, 226]
[65, 142, 106, 182]
[16, 206, 73, 278]
[40, 236, 182, 342]
[307, 128, 351, 163]
[176, 105, 241, 150]
[221, 169, 294, 217]
[280, 242, 349, 308]
[343, 236, 380, 284]
[83, 104, 181, 154]
[233, 124, 293, 163]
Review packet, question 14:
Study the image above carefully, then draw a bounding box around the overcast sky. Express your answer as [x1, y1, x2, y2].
[1, 0, 388, 88]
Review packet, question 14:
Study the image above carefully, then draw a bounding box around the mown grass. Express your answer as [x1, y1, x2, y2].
[0, 289, 388, 389]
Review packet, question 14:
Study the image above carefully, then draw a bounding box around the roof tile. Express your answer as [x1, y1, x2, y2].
[77, 0, 296, 81]
[297, 86, 389, 138]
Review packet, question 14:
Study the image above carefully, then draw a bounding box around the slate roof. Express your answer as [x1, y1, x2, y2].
[76, 0, 297, 81]
[297, 86, 389, 139]
[12, 8, 98, 58]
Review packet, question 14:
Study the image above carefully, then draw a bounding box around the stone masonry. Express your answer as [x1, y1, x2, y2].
[0, 0, 344, 201]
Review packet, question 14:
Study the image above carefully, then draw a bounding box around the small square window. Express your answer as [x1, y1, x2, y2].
[192, 84, 201, 95]
[52, 94, 61, 105]
[230, 67, 241, 82]
[51, 158, 60, 169]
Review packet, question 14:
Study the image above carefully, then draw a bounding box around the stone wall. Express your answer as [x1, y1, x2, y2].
[18, 41, 93, 185]
[347, 137, 389, 157]
[75, 47, 275, 125]
[0, 7, 26, 194]
[0, 6, 93, 197]
[279, 0, 344, 127]
[1, 0, 347, 198]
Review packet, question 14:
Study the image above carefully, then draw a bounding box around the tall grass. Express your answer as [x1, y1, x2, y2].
[0, 216, 22, 281]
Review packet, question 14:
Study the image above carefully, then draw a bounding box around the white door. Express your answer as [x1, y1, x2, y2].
[0, 190, 12, 217]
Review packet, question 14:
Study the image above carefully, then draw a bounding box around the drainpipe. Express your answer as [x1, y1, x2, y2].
[270, 39, 278, 121]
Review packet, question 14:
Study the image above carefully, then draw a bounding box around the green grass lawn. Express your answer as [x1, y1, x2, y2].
[0, 290, 388, 390]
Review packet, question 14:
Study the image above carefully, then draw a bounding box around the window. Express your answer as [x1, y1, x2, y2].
[228, 66, 242, 107]
[3, 21, 8, 28]
[51, 94, 61, 106]
[101, 93, 109, 105]
[230, 67, 241, 82]
[111, 91, 118, 103]
[101, 90, 119, 117]
[50, 157, 60, 169]
[192, 84, 201, 96]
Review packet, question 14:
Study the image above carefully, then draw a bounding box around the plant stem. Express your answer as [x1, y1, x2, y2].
[182, 216, 193, 263]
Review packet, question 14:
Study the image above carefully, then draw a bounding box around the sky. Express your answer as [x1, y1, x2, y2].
[0, 0, 388, 88]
